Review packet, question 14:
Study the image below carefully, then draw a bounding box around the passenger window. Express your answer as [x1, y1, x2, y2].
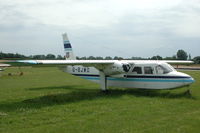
[132, 67, 142, 74]
[144, 67, 153, 74]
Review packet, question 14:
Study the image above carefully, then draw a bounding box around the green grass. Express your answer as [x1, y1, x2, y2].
[0, 67, 200, 133]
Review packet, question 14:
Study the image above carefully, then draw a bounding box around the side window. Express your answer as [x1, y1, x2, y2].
[155, 65, 171, 74]
[132, 67, 142, 74]
[144, 67, 153, 74]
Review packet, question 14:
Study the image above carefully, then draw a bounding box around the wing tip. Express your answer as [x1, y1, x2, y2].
[17, 60, 38, 64]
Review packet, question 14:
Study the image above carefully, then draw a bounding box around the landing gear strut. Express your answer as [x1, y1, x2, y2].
[99, 71, 108, 92]
[185, 85, 192, 96]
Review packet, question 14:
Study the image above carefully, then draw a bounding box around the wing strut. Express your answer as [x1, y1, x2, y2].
[99, 71, 107, 91]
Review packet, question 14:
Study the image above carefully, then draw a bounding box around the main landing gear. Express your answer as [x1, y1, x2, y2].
[99, 71, 109, 93]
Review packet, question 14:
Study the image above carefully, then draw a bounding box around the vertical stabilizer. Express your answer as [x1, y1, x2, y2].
[62, 33, 76, 60]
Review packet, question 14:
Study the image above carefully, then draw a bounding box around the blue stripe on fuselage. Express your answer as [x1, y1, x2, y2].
[72, 74, 194, 83]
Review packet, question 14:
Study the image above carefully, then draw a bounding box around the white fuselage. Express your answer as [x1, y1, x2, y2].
[64, 62, 194, 89]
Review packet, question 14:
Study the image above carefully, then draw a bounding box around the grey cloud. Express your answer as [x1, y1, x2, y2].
[0, 0, 200, 58]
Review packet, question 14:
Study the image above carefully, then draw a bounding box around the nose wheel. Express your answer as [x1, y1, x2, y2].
[185, 85, 192, 96]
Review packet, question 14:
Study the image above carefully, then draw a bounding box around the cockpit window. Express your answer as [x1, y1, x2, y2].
[122, 64, 131, 72]
[144, 67, 153, 74]
[156, 64, 173, 74]
[132, 67, 142, 74]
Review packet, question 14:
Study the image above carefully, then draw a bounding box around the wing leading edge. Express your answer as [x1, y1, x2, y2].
[15, 59, 193, 66]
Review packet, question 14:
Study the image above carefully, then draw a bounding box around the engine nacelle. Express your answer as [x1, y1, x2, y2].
[103, 61, 131, 76]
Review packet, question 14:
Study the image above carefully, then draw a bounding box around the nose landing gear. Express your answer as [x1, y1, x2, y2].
[184, 85, 192, 97]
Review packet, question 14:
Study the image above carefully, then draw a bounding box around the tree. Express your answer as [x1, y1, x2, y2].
[131, 57, 146, 60]
[33, 55, 45, 59]
[96, 56, 104, 60]
[0, 52, 3, 59]
[164, 55, 176, 60]
[28, 55, 33, 59]
[46, 54, 56, 59]
[80, 56, 87, 60]
[193, 56, 200, 64]
[87, 56, 96, 60]
[151, 55, 163, 60]
[57, 55, 64, 59]
[177, 49, 188, 60]
[113, 56, 123, 60]
[105, 56, 112, 60]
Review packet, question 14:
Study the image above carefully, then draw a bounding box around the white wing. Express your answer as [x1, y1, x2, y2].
[124, 60, 193, 64]
[17, 60, 115, 65]
[16, 60, 193, 67]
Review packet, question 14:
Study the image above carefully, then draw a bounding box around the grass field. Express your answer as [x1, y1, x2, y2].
[0, 67, 200, 133]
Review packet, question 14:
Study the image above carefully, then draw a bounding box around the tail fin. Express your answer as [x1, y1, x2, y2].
[62, 33, 76, 60]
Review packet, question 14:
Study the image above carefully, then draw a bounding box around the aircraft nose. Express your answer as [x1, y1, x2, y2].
[189, 77, 195, 84]
[181, 72, 195, 85]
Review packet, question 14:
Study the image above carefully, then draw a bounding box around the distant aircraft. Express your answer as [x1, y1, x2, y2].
[8, 33, 195, 91]
[0, 64, 11, 71]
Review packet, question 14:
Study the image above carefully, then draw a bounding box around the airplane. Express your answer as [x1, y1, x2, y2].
[0, 64, 11, 71]
[6, 33, 195, 91]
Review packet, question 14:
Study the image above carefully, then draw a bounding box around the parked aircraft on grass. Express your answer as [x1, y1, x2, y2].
[4, 33, 195, 91]
[0, 64, 11, 71]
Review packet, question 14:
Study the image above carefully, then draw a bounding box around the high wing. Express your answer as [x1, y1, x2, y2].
[17, 60, 115, 65]
[1, 59, 193, 68]
[125, 60, 194, 64]
[15, 59, 193, 65]
[15, 60, 114, 69]
[3, 59, 191, 71]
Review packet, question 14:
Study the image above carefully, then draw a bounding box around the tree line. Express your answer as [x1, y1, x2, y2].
[0, 50, 200, 64]
[0, 52, 65, 60]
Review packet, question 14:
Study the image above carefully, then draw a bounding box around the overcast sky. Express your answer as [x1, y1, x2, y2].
[0, 0, 200, 58]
